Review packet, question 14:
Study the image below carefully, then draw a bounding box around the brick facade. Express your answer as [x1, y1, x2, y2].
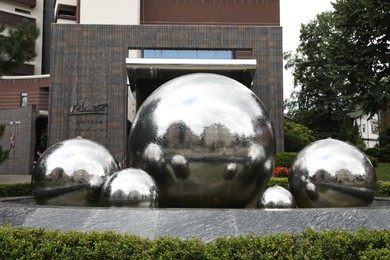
[49, 24, 284, 162]
[0, 76, 50, 110]
[0, 106, 37, 175]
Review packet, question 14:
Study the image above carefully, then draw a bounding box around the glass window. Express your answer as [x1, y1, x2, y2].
[20, 92, 27, 107]
[143, 49, 233, 59]
[362, 124, 366, 133]
[371, 121, 378, 134]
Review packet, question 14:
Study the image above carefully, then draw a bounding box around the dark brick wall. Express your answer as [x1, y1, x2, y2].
[0, 76, 50, 110]
[141, 0, 280, 26]
[0, 106, 36, 175]
[49, 24, 284, 161]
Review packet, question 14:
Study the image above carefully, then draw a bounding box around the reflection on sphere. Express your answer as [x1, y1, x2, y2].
[289, 138, 376, 208]
[128, 73, 275, 208]
[101, 168, 159, 207]
[32, 137, 119, 206]
[258, 185, 296, 209]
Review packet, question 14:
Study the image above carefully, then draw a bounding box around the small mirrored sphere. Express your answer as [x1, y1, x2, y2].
[101, 168, 159, 207]
[32, 137, 119, 206]
[258, 185, 296, 209]
[289, 138, 376, 208]
[128, 73, 275, 208]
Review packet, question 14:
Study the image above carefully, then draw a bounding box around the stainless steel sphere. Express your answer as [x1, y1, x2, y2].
[101, 168, 159, 207]
[32, 137, 119, 206]
[128, 73, 275, 208]
[288, 138, 376, 208]
[258, 185, 296, 209]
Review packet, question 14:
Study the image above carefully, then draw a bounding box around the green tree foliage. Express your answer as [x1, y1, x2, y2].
[0, 19, 40, 75]
[284, 121, 315, 152]
[332, 0, 390, 116]
[285, 0, 390, 138]
[0, 124, 9, 164]
[284, 12, 350, 139]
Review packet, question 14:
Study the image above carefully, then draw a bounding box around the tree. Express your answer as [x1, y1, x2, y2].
[0, 19, 40, 75]
[285, 0, 390, 138]
[332, 0, 390, 116]
[285, 11, 350, 139]
[0, 124, 9, 164]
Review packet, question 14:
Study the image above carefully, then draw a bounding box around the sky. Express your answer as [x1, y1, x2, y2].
[280, 0, 334, 100]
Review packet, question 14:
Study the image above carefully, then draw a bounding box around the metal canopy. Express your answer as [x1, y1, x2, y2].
[126, 58, 257, 92]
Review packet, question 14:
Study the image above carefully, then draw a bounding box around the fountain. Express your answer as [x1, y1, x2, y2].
[31, 73, 275, 208]
[0, 74, 388, 241]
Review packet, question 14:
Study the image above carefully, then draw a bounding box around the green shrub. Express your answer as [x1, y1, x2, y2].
[296, 229, 390, 259]
[0, 183, 31, 197]
[268, 178, 289, 190]
[267, 178, 390, 198]
[377, 181, 390, 197]
[284, 133, 306, 152]
[275, 152, 297, 168]
[366, 146, 390, 162]
[367, 155, 378, 168]
[0, 226, 389, 259]
[2, 180, 390, 198]
[284, 121, 315, 152]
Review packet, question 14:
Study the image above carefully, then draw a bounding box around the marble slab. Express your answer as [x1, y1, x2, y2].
[1, 197, 389, 241]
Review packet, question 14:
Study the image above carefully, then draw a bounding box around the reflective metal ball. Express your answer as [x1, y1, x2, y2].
[258, 185, 296, 209]
[32, 137, 119, 206]
[289, 138, 376, 208]
[128, 73, 275, 208]
[101, 168, 159, 207]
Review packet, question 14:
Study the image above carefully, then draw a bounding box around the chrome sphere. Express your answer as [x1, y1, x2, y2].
[289, 138, 376, 208]
[101, 168, 159, 207]
[258, 185, 296, 209]
[32, 137, 119, 206]
[128, 73, 275, 208]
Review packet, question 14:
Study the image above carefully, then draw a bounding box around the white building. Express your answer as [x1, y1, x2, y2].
[54, 0, 140, 24]
[350, 111, 379, 148]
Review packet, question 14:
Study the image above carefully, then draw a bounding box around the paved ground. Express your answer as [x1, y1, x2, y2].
[0, 175, 31, 184]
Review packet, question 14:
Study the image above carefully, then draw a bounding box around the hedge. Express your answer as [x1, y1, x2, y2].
[376, 181, 390, 197]
[267, 177, 289, 190]
[0, 226, 389, 259]
[0, 183, 31, 197]
[276, 152, 378, 169]
[268, 178, 390, 198]
[275, 152, 297, 167]
[1, 180, 390, 198]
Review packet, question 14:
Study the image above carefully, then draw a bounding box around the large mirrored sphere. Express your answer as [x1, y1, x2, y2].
[101, 168, 159, 207]
[128, 73, 275, 208]
[289, 138, 376, 208]
[258, 185, 296, 209]
[32, 137, 119, 206]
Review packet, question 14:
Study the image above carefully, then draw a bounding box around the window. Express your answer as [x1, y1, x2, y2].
[143, 49, 233, 59]
[57, 5, 76, 21]
[15, 8, 31, 15]
[20, 92, 27, 107]
[371, 121, 378, 134]
[362, 124, 366, 133]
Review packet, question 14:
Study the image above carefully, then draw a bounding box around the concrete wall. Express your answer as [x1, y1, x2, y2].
[80, 0, 140, 24]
